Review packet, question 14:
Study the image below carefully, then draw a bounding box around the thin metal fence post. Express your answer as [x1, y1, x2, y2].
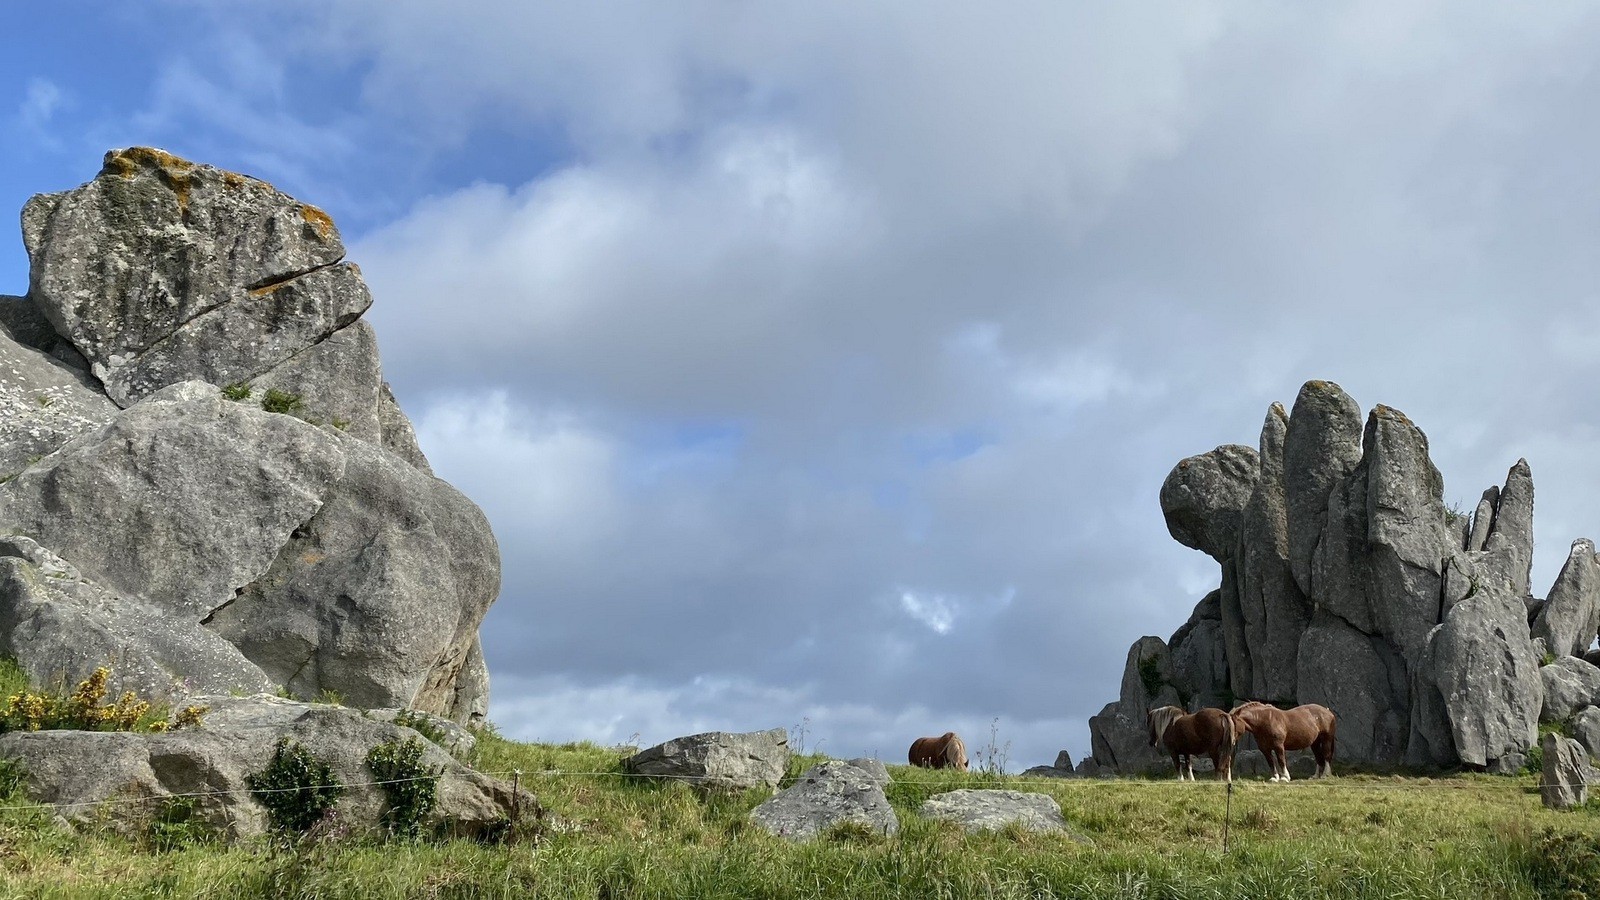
[1222, 779, 1233, 855]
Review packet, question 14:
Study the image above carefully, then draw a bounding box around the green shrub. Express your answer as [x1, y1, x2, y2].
[260, 389, 305, 415]
[247, 738, 345, 835]
[221, 382, 252, 401]
[366, 737, 443, 840]
[1526, 828, 1600, 899]
[394, 709, 449, 747]
[0, 756, 25, 800]
[1138, 654, 1165, 698]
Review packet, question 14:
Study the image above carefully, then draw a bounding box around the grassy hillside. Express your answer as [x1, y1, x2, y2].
[0, 732, 1597, 899]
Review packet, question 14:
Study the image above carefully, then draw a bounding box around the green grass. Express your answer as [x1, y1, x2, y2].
[0, 733, 1595, 898]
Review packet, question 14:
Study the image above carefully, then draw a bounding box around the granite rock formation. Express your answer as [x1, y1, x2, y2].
[1088, 380, 1577, 773]
[0, 148, 495, 724]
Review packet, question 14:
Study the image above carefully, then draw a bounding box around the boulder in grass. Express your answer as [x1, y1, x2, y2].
[622, 728, 789, 791]
[919, 789, 1085, 840]
[748, 759, 896, 841]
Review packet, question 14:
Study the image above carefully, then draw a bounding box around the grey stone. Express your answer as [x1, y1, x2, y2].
[0, 698, 530, 841]
[1160, 445, 1258, 561]
[1073, 757, 1105, 778]
[0, 294, 90, 372]
[0, 382, 499, 722]
[1020, 752, 1076, 779]
[94, 262, 370, 406]
[1481, 460, 1536, 601]
[1467, 487, 1498, 552]
[1089, 636, 1180, 775]
[367, 707, 478, 759]
[1532, 539, 1600, 659]
[1167, 594, 1230, 710]
[624, 728, 789, 791]
[1296, 610, 1409, 765]
[1235, 402, 1311, 702]
[1054, 749, 1073, 770]
[23, 148, 345, 403]
[748, 759, 896, 841]
[1541, 656, 1600, 724]
[1571, 707, 1600, 760]
[919, 789, 1082, 838]
[1283, 380, 1363, 597]
[240, 319, 384, 443]
[379, 382, 433, 474]
[0, 326, 117, 477]
[1425, 583, 1543, 768]
[1541, 733, 1591, 809]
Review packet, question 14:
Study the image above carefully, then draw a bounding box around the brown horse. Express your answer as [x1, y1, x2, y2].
[1230, 701, 1337, 781]
[1147, 706, 1237, 782]
[908, 732, 969, 770]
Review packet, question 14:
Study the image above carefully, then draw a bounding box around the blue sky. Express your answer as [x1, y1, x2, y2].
[9, 2, 1600, 770]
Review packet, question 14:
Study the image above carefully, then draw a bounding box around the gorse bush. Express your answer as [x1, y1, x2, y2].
[0, 666, 208, 733]
[247, 738, 345, 835]
[366, 737, 443, 840]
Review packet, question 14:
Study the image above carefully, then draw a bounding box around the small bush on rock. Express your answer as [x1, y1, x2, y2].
[247, 738, 345, 836]
[366, 737, 443, 840]
[221, 382, 252, 401]
[260, 389, 305, 415]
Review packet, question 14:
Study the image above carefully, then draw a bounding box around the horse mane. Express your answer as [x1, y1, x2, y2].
[1147, 706, 1184, 750]
[941, 732, 967, 768]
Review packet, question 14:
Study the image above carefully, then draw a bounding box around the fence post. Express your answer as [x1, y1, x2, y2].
[1222, 779, 1233, 855]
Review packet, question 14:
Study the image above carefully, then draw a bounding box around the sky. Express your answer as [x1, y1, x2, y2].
[5, 2, 1600, 770]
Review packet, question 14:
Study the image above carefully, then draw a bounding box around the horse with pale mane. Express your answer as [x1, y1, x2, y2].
[1229, 701, 1337, 782]
[1147, 706, 1238, 782]
[908, 732, 969, 770]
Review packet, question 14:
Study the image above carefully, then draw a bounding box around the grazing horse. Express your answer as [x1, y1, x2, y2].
[1147, 706, 1237, 782]
[908, 732, 969, 770]
[1230, 701, 1337, 782]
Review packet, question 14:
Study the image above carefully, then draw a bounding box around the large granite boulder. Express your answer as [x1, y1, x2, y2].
[1541, 656, 1600, 724]
[748, 758, 896, 841]
[1532, 540, 1600, 659]
[0, 150, 495, 724]
[0, 382, 495, 721]
[1087, 636, 1179, 775]
[623, 729, 790, 791]
[0, 696, 532, 841]
[20, 147, 428, 470]
[919, 789, 1080, 837]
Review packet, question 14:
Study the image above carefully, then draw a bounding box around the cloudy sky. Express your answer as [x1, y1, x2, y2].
[5, 2, 1600, 769]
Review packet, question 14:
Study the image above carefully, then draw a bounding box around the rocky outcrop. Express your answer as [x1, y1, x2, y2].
[624, 729, 790, 791]
[1532, 540, 1600, 659]
[748, 759, 896, 841]
[1091, 380, 1560, 773]
[1540, 657, 1600, 724]
[1087, 637, 1179, 776]
[919, 789, 1081, 837]
[0, 149, 494, 724]
[0, 697, 533, 840]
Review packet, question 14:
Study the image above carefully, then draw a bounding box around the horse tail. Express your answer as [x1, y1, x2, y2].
[1222, 709, 1238, 751]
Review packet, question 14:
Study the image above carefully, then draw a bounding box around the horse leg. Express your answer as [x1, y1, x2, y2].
[1277, 747, 1292, 782]
[1171, 751, 1183, 781]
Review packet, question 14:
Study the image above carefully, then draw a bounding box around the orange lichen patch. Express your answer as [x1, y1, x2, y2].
[248, 282, 287, 297]
[298, 203, 337, 240]
[100, 147, 198, 212]
[300, 552, 325, 565]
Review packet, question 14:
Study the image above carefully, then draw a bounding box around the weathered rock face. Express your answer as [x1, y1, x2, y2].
[623, 729, 790, 791]
[1532, 540, 1600, 659]
[0, 697, 532, 840]
[20, 148, 429, 470]
[1571, 707, 1600, 760]
[1540, 656, 1600, 724]
[1087, 636, 1179, 775]
[1095, 380, 1562, 773]
[0, 149, 496, 724]
[748, 759, 896, 841]
[1540, 733, 1592, 809]
[919, 789, 1080, 837]
[0, 383, 497, 721]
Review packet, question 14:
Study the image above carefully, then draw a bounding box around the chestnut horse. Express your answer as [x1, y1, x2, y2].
[1147, 706, 1237, 782]
[1230, 701, 1337, 782]
[908, 732, 969, 770]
